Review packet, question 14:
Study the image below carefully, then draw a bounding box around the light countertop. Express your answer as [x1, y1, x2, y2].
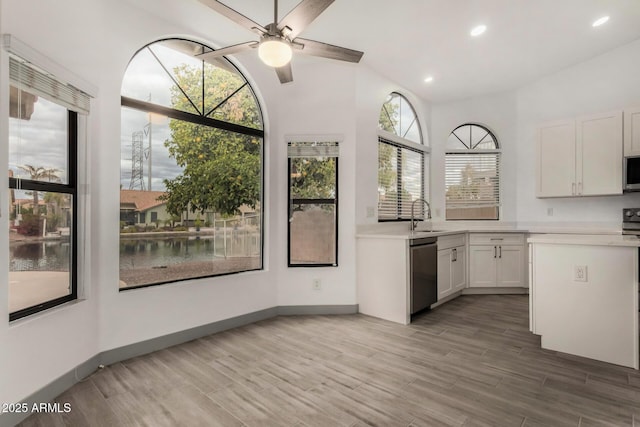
[527, 233, 640, 247]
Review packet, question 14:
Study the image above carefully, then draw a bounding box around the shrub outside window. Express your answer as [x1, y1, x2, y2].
[445, 123, 500, 220]
[119, 39, 263, 289]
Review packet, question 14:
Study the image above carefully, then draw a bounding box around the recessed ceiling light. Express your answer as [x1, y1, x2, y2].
[424, 76, 434, 83]
[470, 25, 487, 37]
[592, 16, 609, 27]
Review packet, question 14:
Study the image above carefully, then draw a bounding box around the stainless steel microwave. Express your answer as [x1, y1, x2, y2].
[624, 156, 640, 191]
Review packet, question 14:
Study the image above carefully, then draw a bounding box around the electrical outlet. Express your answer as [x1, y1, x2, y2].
[312, 278, 321, 290]
[547, 207, 553, 216]
[574, 265, 588, 282]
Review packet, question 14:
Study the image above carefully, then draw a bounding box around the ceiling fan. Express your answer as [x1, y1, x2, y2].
[197, 0, 364, 83]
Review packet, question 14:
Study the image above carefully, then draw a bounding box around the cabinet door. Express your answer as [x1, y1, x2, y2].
[496, 245, 524, 287]
[536, 120, 576, 197]
[469, 245, 497, 287]
[624, 107, 640, 157]
[577, 111, 623, 196]
[451, 246, 466, 292]
[437, 249, 453, 300]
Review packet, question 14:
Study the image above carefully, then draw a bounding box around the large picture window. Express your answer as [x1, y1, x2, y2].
[8, 54, 89, 320]
[120, 39, 264, 289]
[377, 92, 428, 221]
[288, 141, 338, 267]
[445, 123, 500, 220]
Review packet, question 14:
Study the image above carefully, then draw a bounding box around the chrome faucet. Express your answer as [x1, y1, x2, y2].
[410, 198, 432, 231]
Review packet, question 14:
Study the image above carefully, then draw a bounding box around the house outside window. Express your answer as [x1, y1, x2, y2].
[8, 52, 91, 320]
[119, 38, 264, 289]
[377, 92, 429, 221]
[445, 123, 501, 220]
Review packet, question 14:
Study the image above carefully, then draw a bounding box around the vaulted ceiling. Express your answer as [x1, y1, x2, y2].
[138, 0, 640, 103]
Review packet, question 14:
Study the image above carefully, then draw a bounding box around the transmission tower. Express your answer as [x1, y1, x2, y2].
[129, 130, 146, 190]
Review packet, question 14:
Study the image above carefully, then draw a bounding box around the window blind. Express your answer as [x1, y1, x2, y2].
[9, 55, 90, 114]
[445, 152, 500, 209]
[287, 141, 339, 158]
[378, 137, 426, 220]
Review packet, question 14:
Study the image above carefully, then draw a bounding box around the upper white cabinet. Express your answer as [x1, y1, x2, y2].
[536, 120, 576, 197]
[536, 111, 623, 198]
[624, 107, 640, 157]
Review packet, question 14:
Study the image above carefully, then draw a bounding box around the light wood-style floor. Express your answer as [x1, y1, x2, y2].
[18, 295, 640, 426]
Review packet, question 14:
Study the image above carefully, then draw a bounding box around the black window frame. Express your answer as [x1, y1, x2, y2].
[377, 137, 425, 222]
[287, 156, 339, 268]
[119, 38, 265, 291]
[9, 110, 79, 321]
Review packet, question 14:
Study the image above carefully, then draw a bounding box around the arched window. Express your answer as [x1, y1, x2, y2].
[377, 93, 428, 221]
[445, 123, 500, 220]
[119, 38, 264, 289]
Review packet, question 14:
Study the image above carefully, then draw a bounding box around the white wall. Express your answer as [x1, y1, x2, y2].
[271, 59, 359, 306]
[430, 91, 518, 223]
[516, 38, 640, 225]
[0, 0, 274, 406]
[0, 0, 407, 407]
[354, 67, 432, 228]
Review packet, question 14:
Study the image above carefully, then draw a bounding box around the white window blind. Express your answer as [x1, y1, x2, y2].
[378, 137, 426, 220]
[287, 141, 339, 158]
[9, 55, 91, 114]
[445, 152, 500, 211]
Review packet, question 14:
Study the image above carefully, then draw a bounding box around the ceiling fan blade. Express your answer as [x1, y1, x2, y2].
[196, 41, 258, 61]
[294, 38, 364, 63]
[275, 63, 294, 84]
[160, 39, 237, 73]
[277, 0, 335, 39]
[198, 0, 266, 35]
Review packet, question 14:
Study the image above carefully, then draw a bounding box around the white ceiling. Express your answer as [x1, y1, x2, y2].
[163, 0, 640, 103]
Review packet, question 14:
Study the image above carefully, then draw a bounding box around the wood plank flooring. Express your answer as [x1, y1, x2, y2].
[17, 295, 640, 426]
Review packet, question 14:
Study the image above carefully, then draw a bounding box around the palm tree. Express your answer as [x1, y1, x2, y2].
[18, 165, 60, 215]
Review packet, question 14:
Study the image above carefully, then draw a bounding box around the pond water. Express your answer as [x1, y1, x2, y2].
[10, 233, 260, 272]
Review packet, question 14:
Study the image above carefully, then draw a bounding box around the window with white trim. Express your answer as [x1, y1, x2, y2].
[445, 123, 500, 220]
[8, 53, 91, 320]
[287, 141, 338, 267]
[119, 38, 263, 289]
[377, 92, 429, 221]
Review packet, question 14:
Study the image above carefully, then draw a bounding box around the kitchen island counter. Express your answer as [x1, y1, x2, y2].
[528, 236, 639, 369]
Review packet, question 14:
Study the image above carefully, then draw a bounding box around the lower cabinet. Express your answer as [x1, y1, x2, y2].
[469, 233, 526, 288]
[437, 234, 466, 300]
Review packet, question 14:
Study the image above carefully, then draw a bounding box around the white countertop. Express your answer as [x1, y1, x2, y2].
[356, 222, 623, 240]
[527, 233, 640, 247]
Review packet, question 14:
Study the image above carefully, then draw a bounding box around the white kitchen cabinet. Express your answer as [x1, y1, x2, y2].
[469, 233, 526, 288]
[536, 119, 576, 197]
[624, 106, 640, 157]
[437, 234, 466, 300]
[536, 111, 622, 198]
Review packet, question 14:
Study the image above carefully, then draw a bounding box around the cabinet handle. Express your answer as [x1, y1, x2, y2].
[490, 238, 504, 241]
[578, 182, 582, 195]
[494, 246, 497, 258]
[452, 248, 457, 262]
[499, 246, 502, 258]
[572, 183, 576, 195]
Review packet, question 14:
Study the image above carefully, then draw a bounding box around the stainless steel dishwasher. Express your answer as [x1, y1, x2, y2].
[410, 237, 438, 315]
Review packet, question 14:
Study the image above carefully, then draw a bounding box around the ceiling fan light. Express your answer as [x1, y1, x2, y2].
[258, 39, 292, 68]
